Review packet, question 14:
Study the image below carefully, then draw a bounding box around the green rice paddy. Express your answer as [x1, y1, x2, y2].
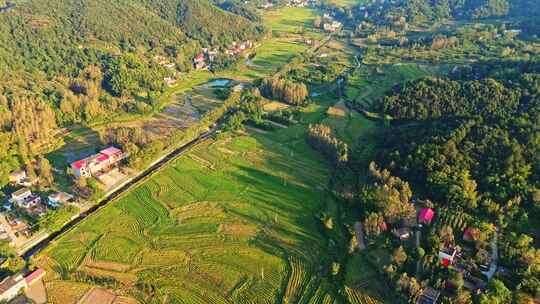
[39, 99, 346, 303]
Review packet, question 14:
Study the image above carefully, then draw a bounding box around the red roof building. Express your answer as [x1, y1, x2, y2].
[418, 208, 435, 225]
[71, 159, 87, 170]
[463, 227, 480, 241]
[194, 53, 205, 63]
[24, 268, 45, 285]
[96, 154, 109, 162]
[70, 146, 125, 178]
[100, 147, 122, 157]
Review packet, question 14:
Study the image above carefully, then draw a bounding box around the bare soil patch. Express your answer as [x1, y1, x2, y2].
[78, 288, 116, 304]
[218, 222, 259, 238]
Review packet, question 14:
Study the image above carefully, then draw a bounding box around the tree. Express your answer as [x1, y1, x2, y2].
[314, 16, 322, 29]
[393, 246, 408, 265]
[479, 279, 512, 304]
[38, 157, 54, 188]
[364, 212, 385, 237]
[455, 289, 473, 304]
[76, 177, 87, 189]
[448, 271, 464, 290]
[440, 226, 455, 245]
[26, 163, 37, 182]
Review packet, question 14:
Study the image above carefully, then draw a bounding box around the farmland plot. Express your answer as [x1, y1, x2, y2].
[37, 117, 346, 303]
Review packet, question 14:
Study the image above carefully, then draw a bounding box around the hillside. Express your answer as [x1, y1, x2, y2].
[0, 0, 262, 79]
[0, 0, 263, 186]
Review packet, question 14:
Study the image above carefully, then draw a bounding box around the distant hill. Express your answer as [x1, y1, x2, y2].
[0, 0, 263, 80]
[356, 0, 540, 24]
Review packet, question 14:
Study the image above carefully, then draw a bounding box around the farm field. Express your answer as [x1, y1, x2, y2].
[33, 6, 395, 304]
[35, 91, 357, 303]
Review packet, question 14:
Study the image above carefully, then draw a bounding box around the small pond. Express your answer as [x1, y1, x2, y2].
[206, 79, 232, 88]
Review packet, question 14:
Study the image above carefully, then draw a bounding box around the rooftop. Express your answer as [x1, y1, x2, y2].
[10, 170, 25, 177]
[71, 159, 87, 169]
[416, 287, 440, 304]
[96, 153, 109, 162]
[12, 188, 31, 197]
[0, 274, 24, 294]
[24, 268, 46, 285]
[100, 146, 122, 157]
[418, 208, 435, 223]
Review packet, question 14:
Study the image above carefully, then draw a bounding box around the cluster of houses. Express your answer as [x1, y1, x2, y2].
[286, 0, 315, 7]
[0, 146, 126, 245]
[0, 268, 45, 302]
[2, 169, 77, 243]
[258, 0, 315, 9]
[322, 13, 343, 33]
[155, 56, 181, 86]
[381, 206, 498, 303]
[193, 40, 255, 70]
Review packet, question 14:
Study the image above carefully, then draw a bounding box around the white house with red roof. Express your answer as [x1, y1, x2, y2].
[0, 268, 46, 302]
[70, 147, 126, 178]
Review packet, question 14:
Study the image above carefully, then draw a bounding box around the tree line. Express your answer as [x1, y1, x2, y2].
[259, 77, 309, 106]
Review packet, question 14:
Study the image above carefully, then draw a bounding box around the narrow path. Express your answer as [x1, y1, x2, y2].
[482, 232, 498, 280]
[354, 222, 366, 250]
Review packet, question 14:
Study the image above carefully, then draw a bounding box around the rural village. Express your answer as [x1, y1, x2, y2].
[0, 0, 537, 303]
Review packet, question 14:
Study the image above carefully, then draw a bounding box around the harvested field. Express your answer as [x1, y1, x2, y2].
[78, 288, 116, 304]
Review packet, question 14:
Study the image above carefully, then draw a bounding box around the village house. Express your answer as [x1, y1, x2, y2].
[9, 188, 41, 209]
[9, 169, 37, 187]
[463, 227, 481, 241]
[9, 170, 26, 186]
[0, 274, 26, 302]
[392, 227, 412, 240]
[418, 208, 435, 225]
[323, 21, 342, 33]
[0, 269, 46, 302]
[439, 246, 459, 266]
[193, 53, 206, 70]
[70, 147, 126, 178]
[164, 76, 177, 86]
[0, 227, 9, 241]
[154, 55, 176, 69]
[416, 287, 440, 304]
[7, 217, 30, 237]
[47, 192, 75, 208]
[259, 2, 273, 9]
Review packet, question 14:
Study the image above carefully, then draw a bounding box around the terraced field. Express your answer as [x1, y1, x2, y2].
[36, 93, 354, 303]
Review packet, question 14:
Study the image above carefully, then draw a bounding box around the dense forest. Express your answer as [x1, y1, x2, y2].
[319, 0, 540, 35]
[354, 66, 540, 302]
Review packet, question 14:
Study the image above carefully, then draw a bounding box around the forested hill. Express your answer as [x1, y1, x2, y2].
[0, 0, 263, 186]
[352, 0, 540, 24]
[0, 0, 262, 79]
[136, 0, 264, 44]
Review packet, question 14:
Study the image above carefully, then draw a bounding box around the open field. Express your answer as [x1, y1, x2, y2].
[345, 63, 447, 110]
